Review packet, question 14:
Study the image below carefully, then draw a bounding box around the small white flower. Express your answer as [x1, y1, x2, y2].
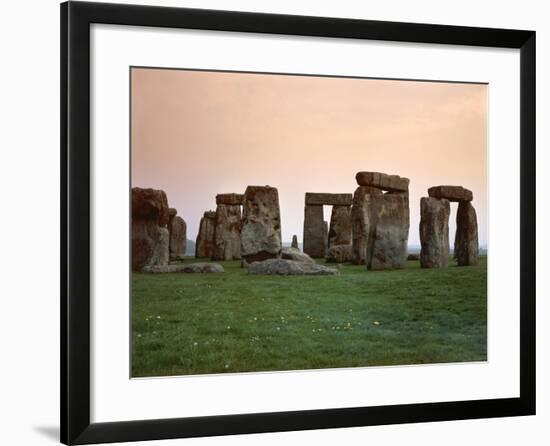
[193, 342, 198, 346]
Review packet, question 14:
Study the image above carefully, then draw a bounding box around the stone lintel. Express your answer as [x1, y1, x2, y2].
[428, 185, 473, 202]
[305, 193, 353, 206]
[355, 171, 410, 192]
[216, 193, 244, 205]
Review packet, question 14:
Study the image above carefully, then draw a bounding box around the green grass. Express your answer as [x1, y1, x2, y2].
[132, 256, 487, 377]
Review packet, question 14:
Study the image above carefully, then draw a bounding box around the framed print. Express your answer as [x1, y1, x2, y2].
[61, 1, 536, 444]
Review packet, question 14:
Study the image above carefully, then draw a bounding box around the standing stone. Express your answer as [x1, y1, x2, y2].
[241, 186, 282, 263]
[168, 208, 187, 261]
[455, 201, 479, 266]
[131, 187, 170, 271]
[195, 211, 216, 258]
[328, 205, 352, 248]
[419, 197, 450, 268]
[303, 205, 325, 258]
[212, 204, 242, 260]
[351, 186, 382, 265]
[291, 235, 299, 249]
[368, 192, 409, 270]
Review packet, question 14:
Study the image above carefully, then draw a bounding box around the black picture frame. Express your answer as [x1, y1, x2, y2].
[61, 1, 536, 444]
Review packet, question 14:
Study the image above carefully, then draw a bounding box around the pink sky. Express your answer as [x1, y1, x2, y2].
[131, 68, 487, 246]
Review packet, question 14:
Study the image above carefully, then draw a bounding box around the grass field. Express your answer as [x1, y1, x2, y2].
[132, 256, 487, 377]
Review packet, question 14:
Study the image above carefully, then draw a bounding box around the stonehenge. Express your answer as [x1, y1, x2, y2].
[351, 172, 410, 270]
[241, 186, 282, 263]
[195, 211, 216, 258]
[303, 193, 352, 258]
[168, 208, 187, 261]
[212, 193, 243, 261]
[420, 185, 478, 267]
[133, 174, 481, 275]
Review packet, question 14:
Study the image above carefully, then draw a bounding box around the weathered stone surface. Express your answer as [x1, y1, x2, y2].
[132, 187, 170, 227]
[368, 192, 410, 270]
[326, 244, 352, 263]
[168, 208, 177, 217]
[216, 193, 244, 206]
[328, 205, 352, 248]
[407, 253, 420, 261]
[303, 205, 325, 258]
[241, 186, 282, 263]
[247, 258, 338, 276]
[419, 197, 450, 268]
[142, 262, 224, 273]
[195, 211, 216, 258]
[169, 214, 187, 261]
[212, 204, 242, 260]
[351, 186, 383, 265]
[305, 193, 353, 206]
[355, 172, 409, 192]
[132, 221, 169, 271]
[131, 187, 170, 271]
[291, 235, 299, 249]
[454, 201, 479, 266]
[281, 247, 316, 264]
[428, 185, 473, 202]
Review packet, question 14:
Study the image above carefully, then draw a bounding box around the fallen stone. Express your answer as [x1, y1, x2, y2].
[454, 201, 479, 266]
[291, 235, 299, 249]
[141, 262, 224, 273]
[247, 258, 338, 276]
[326, 244, 352, 263]
[216, 193, 244, 206]
[355, 172, 409, 192]
[281, 247, 316, 264]
[428, 185, 473, 202]
[419, 197, 450, 268]
[241, 186, 282, 263]
[195, 211, 216, 258]
[407, 253, 420, 261]
[328, 205, 352, 248]
[305, 193, 353, 206]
